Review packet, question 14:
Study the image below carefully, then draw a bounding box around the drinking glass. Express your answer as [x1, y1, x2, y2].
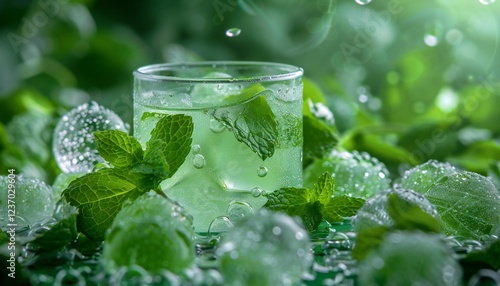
[133, 62, 303, 233]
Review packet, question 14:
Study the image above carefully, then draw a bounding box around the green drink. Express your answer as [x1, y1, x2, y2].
[133, 62, 303, 232]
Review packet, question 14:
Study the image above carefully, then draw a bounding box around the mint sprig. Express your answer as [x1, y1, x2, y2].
[264, 172, 365, 231]
[63, 114, 193, 241]
[207, 84, 278, 160]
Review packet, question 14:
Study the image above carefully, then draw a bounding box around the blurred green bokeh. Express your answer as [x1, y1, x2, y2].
[1, 0, 499, 182]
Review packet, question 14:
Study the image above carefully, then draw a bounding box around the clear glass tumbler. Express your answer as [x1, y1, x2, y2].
[133, 62, 303, 233]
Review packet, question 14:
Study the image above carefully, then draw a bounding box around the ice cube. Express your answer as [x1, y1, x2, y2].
[358, 231, 462, 286]
[190, 72, 242, 106]
[102, 191, 195, 274]
[0, 175, 55, 231]
[351, 187, 439, 233]
[304, 150, 391, 198]
[424, 171, 500, 240]
[52, 101, 128, 173]
[216, 209, 313, 285]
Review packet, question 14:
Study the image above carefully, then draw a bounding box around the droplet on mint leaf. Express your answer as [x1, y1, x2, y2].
[53, 101, 128, 173]
[226, 28, 241, 37]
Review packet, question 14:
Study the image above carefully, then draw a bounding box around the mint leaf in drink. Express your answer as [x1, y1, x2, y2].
[30, 201, 78, 252]
[310, 172, 334, 205]
[387, 193, 440, 233]
[208, 85, 278, 160]
[322, 196, 365, 222]
[63, 168, 143, 240]
[303, 115, 338, 166]
[94, 130, 143, 168]
[148, 114, 193, 176]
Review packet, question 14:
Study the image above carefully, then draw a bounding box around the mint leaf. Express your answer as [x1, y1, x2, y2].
[94, 130, 143, 168]
[63, 168, 143, 241]
[264, 187, 311, 215]
[352, 226, 390, 260]
[207, 85, 278, 160]
[263, 187, 322, 231]
[311, 172, 334, 205]
[148, 114, 193, 176]
[322, 195, 365, 222]
[303, 115, 338, 166]
[387, 193, 440, 233]
[31, 201, 78, 251]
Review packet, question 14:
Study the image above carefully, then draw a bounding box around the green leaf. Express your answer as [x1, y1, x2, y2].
[303, 115, 338, 165]
[351, 226, 390, 260]
[487, 161, 500, 191]
[322, 196, 365, 222]
[94, 130, 144, 168]
[302, 78, 327, 116]
[300, 201, 324, 232]
[387, 193, 440, 233]
[263, 187, 322, 232]
[264, 187, 311, 215]
[30, 201, 78, 252]
[207, 85, 278, 160]
[147, 114, 193, 177]
[310, 172, 334, 205]
[62, 168, 143, 241]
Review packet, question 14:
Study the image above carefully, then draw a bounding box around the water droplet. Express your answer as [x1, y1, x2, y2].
[355, 0, 372, 5]
[226, 28, 241, 37]
[251, 187, 263, 197]
[227, 201, 254, 223]
[479, 0, 495, 5]
[257, 166, 268, 177]
[210, 119, 226, 133]
[191, 144, 201, 154]
[192, 154, 206, 169]
[208, 216, 234, 235]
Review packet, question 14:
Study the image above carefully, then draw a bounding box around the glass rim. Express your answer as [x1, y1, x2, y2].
[133, 61, 303, 83]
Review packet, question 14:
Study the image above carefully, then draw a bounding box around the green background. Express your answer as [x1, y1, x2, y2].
[1, 0, 500, 183]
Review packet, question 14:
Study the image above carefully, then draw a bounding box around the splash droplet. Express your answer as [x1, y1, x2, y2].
[226, 28, 241, 37]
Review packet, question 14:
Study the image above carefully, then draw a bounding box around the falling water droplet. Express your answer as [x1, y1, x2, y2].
[355, 0, 372, 5]
[226, 28, 241, 37]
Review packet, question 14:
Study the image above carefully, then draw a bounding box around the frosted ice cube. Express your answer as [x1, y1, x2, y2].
[425, 171, 500, 240]
[398, 160, 458, 194]
[52, 101, 128, 173]
[358, 231, 462, 286]
[103, 192, 195, 274]
[216, 209, 313, 285]
[304, 150, 391, 198]
[190, 72, 242, 106]
[0, 175, 55, 231]
[351, 188, 439, 233]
